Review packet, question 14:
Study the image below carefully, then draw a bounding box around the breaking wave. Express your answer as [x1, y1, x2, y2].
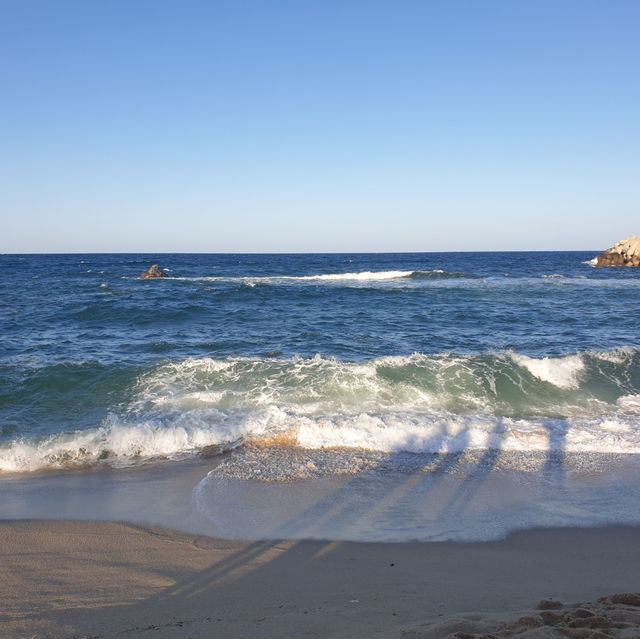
[168, 269, 470, 284]
[2, 348, 640, 472]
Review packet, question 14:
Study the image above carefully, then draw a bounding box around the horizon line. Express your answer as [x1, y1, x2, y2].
[0, 249, 602, 256]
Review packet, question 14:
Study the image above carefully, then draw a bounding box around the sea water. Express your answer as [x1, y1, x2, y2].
[1, 252, 640, 540]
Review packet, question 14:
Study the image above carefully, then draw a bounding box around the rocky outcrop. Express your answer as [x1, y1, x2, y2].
[140, 264, 168, 279]
[595, 235, 640, 267]
[401, 593, 640, 638]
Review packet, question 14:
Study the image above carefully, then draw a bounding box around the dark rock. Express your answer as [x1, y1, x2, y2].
[140, 264, 168, 279]
[561, 630, 613, 639]
[537, 599, 564, 610]
[539, 610, 564, 625]
[566, 615, 612, 629]
[502, 615, 543, 634]
[593, 235, 640, 267]
[609, 593, 640, 607]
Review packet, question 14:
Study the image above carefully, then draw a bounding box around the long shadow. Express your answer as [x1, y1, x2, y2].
[284, 424, 478, 541]
[31, 420, 532, 639]
[152, 537, 300, 602]
[345, 449, 472, 539]
[131, 410, 527, 607]
[542, 417, 568, 489]
[145, 425, 466, 603]
[432, 419, 505, 523]
[145, 463, 369, 604]
[36, 400, 556, 632]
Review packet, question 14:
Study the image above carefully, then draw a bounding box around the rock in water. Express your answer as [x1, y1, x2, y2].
[594, 235, 640, 267]
[140, 264, 168, 279]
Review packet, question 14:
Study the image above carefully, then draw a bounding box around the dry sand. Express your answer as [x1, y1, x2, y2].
[2, 520, 640, 638]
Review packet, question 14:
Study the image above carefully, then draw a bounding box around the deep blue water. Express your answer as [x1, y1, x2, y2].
[1, 251, 640, 473]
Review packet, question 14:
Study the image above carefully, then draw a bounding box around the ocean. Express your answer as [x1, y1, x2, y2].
[2, 251, 640, 541]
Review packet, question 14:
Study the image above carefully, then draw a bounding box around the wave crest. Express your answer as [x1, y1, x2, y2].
[168, 269, 470, 285]
[2, 348, 640, 472]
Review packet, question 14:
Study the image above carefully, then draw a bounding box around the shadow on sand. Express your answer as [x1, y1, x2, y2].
[25, 418, 577, 638]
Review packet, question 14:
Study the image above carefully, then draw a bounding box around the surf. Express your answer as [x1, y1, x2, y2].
[165, 269, 471, 284]
[2, 348, 640, 472]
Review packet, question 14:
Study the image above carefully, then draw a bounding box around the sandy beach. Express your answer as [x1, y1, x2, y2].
[2, 520, 640, 639]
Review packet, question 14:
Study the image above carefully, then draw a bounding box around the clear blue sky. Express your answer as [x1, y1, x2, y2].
[1, 0, 638, 252]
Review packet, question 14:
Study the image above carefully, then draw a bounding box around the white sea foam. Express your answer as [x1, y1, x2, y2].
[299, 270, 414, 281]
[294, 412, 640, 455]
[511, 353, 585, 389]
[4, 409, 640, 474]
[168, 270, 457, 285]
[617, 394, 640, 412]
[2, 350, 639, 472]
[0, 418, 245, 473]
[592, 347, 635, 365]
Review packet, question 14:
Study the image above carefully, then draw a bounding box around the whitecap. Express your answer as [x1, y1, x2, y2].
[166, 270, 464, 285]
[4, 349, 640, 473]
[511, 353, 585, 389]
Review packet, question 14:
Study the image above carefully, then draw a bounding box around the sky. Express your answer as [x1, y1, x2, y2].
[1, 0, 638, 253]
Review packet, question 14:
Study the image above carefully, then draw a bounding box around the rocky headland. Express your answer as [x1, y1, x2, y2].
[594, 235, 640, 267]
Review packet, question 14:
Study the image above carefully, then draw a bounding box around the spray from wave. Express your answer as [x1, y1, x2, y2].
[2, 348, 640, 472]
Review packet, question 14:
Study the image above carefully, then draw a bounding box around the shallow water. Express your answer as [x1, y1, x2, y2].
[2, 450, 640, 542]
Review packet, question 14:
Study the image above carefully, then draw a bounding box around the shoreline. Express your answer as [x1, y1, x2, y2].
[3, 519, 640, 638]
[4, 451, 640, 544]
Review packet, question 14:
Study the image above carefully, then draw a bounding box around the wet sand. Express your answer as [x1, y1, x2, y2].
[2, 520, 640, 638]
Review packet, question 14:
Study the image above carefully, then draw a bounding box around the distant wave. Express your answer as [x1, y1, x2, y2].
[133, 270, 639, 285]
[166, 269, 471, 285]
[3, 348, 640, 472]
